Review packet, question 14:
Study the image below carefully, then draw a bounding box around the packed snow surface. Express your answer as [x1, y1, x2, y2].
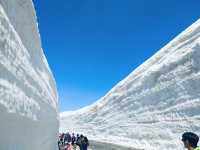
[0, 0, 58, 150]
[60, 19, 200, 150]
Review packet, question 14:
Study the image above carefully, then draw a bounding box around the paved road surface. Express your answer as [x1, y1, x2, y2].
[89, 140, 141, 150]
[59, 141, 140, 150]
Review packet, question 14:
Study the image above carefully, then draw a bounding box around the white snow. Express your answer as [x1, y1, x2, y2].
[0, 0, 58, 150]
[60, 19, 200, 150]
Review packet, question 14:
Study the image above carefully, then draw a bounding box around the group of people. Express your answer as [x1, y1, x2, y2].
[58, 131, 200, 150]
[58, 132, 89, 150]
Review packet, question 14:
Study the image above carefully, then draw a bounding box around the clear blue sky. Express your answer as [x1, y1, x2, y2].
[33, 0, 199, 112]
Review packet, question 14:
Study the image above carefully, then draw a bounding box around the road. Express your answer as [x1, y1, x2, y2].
[59, 141, 140, 150]
[89, 140, 141, 150]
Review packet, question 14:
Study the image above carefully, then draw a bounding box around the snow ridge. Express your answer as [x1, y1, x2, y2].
[60, 19, 200, 150]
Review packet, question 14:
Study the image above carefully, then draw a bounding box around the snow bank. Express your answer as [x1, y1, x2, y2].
[60, 19, 200, 150]
[0, 0, 58, 150]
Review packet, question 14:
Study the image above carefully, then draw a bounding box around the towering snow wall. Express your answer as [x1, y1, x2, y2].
[0, 0, 58, 150]
[60, 19, 200, 150]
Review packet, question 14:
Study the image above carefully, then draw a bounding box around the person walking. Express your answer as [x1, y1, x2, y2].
[82, 136, 89, 150]
[71, 133, 76, 150]
[76, 134, 83, 149]
[72, 133, 76, 145]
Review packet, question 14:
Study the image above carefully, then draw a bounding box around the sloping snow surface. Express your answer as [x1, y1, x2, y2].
[60, 19, 200, 150]
[0, 0, 58, 150]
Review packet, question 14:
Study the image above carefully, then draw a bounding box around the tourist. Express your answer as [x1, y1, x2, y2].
[67, 132, 72, 143]
[72, 133, 76, 145]
[82, 136, 89, 150]
[182, 132, 200, 150]
[77, 134, 83, 149]
[64, 143, 72, 150]
[76, 134, 80, 144]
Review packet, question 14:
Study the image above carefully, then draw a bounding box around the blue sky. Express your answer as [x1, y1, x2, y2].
[33, 0, 199, 112]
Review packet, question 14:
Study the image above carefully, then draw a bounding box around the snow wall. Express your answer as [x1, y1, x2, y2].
[60, 19, 200, 150]
[0, 0, 59, 150]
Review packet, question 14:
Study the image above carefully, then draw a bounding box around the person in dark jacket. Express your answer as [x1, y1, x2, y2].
[76, 134, 80, 143]
[82, 136, 89, 150]
[78, 135, 84, 150]
[71, 133, 76, 145]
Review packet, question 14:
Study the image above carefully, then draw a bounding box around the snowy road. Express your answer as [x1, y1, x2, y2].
[59, 141, 140, 150]
[89, 140, 141, 150]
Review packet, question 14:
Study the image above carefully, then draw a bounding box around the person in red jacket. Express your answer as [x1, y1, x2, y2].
[64, 143, 71, 150]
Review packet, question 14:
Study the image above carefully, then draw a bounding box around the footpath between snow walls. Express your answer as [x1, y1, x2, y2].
[89, 140, 142, 150]
[0, 0, 59, 150]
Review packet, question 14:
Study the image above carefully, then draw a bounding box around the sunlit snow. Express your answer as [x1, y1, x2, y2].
[60, 19, 200, 150]
[0, 0, 58, 150]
